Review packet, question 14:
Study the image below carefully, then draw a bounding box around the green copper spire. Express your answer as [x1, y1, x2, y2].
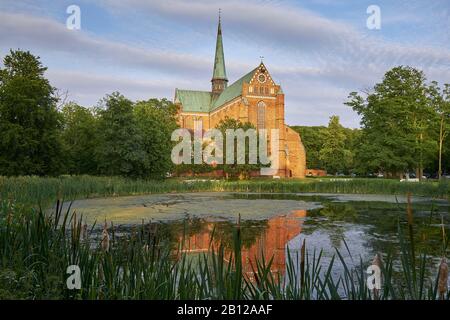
[212, 13, 227, 82]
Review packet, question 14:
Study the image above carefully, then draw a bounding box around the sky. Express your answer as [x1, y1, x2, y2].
[0, 0, 449, 127]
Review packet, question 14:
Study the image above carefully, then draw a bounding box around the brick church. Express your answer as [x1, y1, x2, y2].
[174, 17, 306, 178]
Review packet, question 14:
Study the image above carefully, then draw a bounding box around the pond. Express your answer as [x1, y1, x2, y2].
[62, 192, 450, 280]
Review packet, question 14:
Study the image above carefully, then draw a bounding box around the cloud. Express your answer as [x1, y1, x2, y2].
[1, 1, 449, 127]
[0, 11, 210, 77]
[98, 0, 450, 70]
[47, 69, 207, 106]
[95, 0, 450, 128]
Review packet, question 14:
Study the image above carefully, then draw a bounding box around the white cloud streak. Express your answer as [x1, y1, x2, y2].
[1, 0, 449, 127]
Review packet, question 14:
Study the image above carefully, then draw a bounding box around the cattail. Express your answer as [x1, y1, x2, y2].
[81, 223, 88, 242]
[372, 252, 382, 268]
[71, 212, 78, 243]
[101, 221, 110, 252]
[371, 253, 383, 300]
[438, 258, 448, 300]
[406, 193, 413, 226]
[300, 239, 306, 289]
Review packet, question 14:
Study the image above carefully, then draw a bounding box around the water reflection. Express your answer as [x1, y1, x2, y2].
[148, 193, 449, 279]
[179, 210, 306, 277]
[93, 192, 449, 280]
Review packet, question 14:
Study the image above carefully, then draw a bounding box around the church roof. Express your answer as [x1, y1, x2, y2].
[176, 67, 258, 114]
[211, 67, 257, 111]
[174, 89, 212, 113]
[212, 17, 227, 81]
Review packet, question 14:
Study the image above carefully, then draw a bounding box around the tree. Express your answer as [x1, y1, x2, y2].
[95, 92, 145, 177]
[319, 116, 353, 174]
[346, 66, 436, 178]
[291, 126, 326, 169]
[133, 98, 178, 179]
[427, 82, 450, 179]
[61, 103, 98, 175]
[215, 117, 263, 179]
[0, 50, 63, 176]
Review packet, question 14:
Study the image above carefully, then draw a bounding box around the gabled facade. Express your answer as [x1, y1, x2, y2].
[174, 18, 306, 178]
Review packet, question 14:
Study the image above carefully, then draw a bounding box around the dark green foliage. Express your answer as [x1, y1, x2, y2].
[215, 117, 265, 179]
[293, 67, 448, 177]
[291, 118, 359, 174]
[1, 176, 448, 210]
[0, 50, 63, 176]
[346, 66, 439, 176]
[0, 195, 448, 299]
[0, 50, 179, 179]
[61, 103, 98, 175]
[93, 94, 178, 178]
[290, 125, 326, 169]
[95, 92, 145, 177]
[133, 98, 178, 179]
[319, 116, 354, 174]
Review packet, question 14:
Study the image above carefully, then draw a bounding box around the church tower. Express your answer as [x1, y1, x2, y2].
[211, 14, 228, 97]
[174, 14, 307, 178]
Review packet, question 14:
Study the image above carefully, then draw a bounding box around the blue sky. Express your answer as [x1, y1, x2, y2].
[0, 0, 449, 127]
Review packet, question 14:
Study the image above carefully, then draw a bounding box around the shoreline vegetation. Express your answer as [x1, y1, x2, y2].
[0, 176, 449, 209]
[1, 175, 448, 300]
[0, 198, 448, 300]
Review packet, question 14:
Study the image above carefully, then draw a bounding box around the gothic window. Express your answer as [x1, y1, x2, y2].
[265, 87, 269, 95]
[270, 87, 275, 94]
[249, 86, 253, 93]
[259, 86, 264, 95]
[257, 101, 266, 129]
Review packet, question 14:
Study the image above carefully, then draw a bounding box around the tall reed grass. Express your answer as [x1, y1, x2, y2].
[0, 198, 448, 300]
[1, 175, 449, 209]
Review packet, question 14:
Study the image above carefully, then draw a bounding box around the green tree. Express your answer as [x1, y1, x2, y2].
[427, 82, 450, 179]
[61, 103, 98, 175]
[291, 126, 326, 169]
[0, 50, 63, 176]
[346, 66, 436, 178]
[95, 92, 145, 177]
[319, 116, 353, 174]
[215, 117, 263, 179]
[133, 98, 178, 179]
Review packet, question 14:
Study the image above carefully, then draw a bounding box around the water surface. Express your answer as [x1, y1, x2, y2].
[64, 192, 450, 277]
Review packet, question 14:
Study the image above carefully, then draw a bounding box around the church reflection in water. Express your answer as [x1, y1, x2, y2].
[178, 210, 306, 278]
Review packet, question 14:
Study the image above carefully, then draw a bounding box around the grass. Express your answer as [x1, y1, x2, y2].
[0, 196, 448, 300]
[1, 175, 449, 209]
[0, 175, 448, 299]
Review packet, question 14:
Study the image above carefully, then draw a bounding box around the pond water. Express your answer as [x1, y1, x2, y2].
[63, 192, 450, 278]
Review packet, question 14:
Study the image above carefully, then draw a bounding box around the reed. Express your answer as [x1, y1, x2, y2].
[0, 198, 448, 300]
[1, 176, 449, 210]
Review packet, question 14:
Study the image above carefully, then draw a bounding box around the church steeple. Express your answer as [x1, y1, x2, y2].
[211, 11, 228, 96]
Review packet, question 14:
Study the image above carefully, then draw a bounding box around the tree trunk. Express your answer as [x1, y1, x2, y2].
[438, 115, 444, 181]
[419, 133, 424, 181]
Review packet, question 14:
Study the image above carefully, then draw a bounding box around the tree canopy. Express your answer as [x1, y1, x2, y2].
[345, 66, 442, 177]
[1, 50, 448, 179]
[0, 50, 63, 176]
